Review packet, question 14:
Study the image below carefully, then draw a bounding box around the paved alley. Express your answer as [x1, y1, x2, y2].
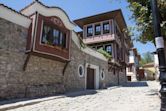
[3, 81, 161, 111]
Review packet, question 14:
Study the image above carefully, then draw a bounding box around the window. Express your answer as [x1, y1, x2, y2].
[87, 25, 93, 37]
[95, 24, 101, 35]
[128, 66, 132, 72]
[41, 24, 66, 48]
[78, 65, 84, 77]
[105, 45, 112, 55]
[103, 22, 110, 34]
[100, 70, 105, 80]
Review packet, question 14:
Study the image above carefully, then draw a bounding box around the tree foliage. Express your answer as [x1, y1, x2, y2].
[140, 52, 154, 66]
[127, 0, 166, 43]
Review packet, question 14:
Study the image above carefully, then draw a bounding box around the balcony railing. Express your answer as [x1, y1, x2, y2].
[83, 34, 115, 44]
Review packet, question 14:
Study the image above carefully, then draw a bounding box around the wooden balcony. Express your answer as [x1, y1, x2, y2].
[83, 34, 115, 45]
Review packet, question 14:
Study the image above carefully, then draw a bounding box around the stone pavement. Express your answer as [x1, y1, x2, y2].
[0, 81, 161, 111]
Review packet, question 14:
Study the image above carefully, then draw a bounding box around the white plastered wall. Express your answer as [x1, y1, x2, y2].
[20, 2, 75, 30]
[0, 5, 31, 28]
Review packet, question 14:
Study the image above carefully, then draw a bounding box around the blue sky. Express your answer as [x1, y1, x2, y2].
[0, 0, 156, 56]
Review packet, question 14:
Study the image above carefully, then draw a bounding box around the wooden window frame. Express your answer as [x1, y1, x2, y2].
[103, 22, 110, 34]
[105, 44, 112, 55]
[41, 23, 67, 49]
[32, 14, 71, 61]
[87, 25, 93, 37]
[95, 24, 101, 35]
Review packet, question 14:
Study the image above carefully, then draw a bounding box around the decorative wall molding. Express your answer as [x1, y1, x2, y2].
[20, 1, 75, 30]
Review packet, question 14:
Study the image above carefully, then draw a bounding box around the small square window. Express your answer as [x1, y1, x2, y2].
[95, 24, 101, 35]
[103, 22, 110, 34]
[105, 45, 112, 55]
[87, 25, 93, 37]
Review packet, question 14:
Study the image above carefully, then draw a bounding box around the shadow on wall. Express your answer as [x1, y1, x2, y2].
[123, 81, 149, 87]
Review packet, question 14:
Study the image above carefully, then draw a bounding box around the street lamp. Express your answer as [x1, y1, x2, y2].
[151, 0, 166, 110]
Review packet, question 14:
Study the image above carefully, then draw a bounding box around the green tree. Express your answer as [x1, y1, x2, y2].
[127, 0, 166, 43]
[140, 52, 154, 66]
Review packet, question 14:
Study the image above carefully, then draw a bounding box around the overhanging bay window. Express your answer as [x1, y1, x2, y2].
[95, 24, 101, 35]
[87, 25, 93, 37]
[41, 24, 66, 48]
[103, 22, 110, 34]
[28, 14, 71, 61]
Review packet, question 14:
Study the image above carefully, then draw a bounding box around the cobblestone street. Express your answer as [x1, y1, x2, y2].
[5, 81, 160, 111]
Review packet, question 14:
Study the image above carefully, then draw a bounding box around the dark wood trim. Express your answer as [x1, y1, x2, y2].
[62, 61, 70, 76]
[32, 13, 71, 61]
[26, 23, 33, 51]
[23, 53, 31, 71]
[31, 52, 69, 62]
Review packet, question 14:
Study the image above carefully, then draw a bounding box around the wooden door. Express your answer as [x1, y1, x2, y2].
[127, 76, 131, 81]
[86, 68, 95, 89]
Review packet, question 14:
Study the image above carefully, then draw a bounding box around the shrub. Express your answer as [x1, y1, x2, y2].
[97, 48, 112, 59]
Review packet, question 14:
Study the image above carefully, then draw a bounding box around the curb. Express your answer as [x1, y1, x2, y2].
[0, 95, 65, 111]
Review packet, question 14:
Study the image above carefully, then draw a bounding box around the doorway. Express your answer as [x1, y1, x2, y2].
[86, 67, 95, 89]
[127, 76, 132, 81]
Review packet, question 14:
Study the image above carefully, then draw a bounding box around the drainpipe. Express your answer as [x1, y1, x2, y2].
[151, 0, 166, 110]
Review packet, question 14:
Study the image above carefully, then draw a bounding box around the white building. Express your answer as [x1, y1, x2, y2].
[126, 48, 141, 81]
[152, 51, 159, 80]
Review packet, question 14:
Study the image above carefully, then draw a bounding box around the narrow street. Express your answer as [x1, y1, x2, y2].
[3, 81, 160, 111]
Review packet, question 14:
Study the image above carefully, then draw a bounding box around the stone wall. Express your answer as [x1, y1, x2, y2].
[64, 37, 128, 91]
[107, 68, 127, 86]
[108, 71, 119, 86]
[119, 68, 127, 84]
[0, 18, 65, 99]
[0, 17, 28, 99]
[24, 55, 65, 97]
[0, 17, 127, 99]
[64, 40, 109, 91]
